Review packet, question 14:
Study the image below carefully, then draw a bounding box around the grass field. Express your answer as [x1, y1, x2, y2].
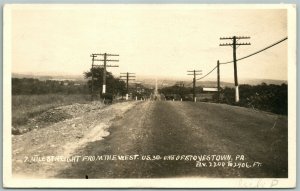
[12, 94, 91, 127]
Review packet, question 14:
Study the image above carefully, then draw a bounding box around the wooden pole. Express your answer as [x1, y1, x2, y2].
[102, 53, 107, 95]
[217, 60, 220, 102]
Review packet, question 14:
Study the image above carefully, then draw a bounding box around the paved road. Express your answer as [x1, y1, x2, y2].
[56, 101, 288, 178]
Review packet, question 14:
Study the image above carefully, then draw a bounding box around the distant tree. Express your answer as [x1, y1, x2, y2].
[159, 85, 202, 101]
[12, 78, 89, 95]
[84, 67, 126, 97]
[220, 83, 287, 115]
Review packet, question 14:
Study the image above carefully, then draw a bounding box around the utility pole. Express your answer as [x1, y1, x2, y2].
[187, 70, 202, 102]
[217, 60, 220, 102]
[120, 72, 136, 100]
[176, 81, 184, 101]
[220, 36, 251, 102]
[90, 54, 97, 101]
[90, 53, 119, 96]
[135, 81, 142, 101]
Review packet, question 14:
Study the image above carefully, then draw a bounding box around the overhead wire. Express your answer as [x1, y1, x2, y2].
[219, 37, 288, 65]
[196, 65, 218, 80]
[183, 36, 288, 85]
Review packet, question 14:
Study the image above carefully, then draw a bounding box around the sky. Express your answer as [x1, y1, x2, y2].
[10, 5, 288, 82]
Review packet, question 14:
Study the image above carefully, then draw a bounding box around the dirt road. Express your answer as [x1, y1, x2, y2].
[51, 101, 287, 178]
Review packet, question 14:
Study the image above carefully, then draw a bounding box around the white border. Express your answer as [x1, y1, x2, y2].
[3, 4, 297, 188]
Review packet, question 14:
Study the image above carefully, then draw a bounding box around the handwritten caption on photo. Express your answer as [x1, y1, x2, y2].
[23, 154, 262, 169]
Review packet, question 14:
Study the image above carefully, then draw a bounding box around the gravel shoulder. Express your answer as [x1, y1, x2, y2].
[12, 101, 140, 178]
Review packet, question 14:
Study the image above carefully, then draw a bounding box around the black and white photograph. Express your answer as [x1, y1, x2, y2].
[3, 4, 296, 188]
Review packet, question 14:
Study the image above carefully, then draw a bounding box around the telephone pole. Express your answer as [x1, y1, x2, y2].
[217, 60, 220, 102]
[120, 72, 136, 100]
[135, 81, 142, 101]
[220, 36, 251, 102]
[176, 81, 185, 101]
[187, 70, 202, 102]
[90, 53, 119, 96]
[90, 54, 97, 101]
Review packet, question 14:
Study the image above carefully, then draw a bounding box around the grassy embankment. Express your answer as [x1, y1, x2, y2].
[12, 94, 90, 128]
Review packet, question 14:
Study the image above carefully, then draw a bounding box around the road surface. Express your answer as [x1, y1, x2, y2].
[55, 100, 287, 178]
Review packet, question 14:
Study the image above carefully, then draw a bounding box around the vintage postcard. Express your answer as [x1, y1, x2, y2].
[3, 4, 296, 188]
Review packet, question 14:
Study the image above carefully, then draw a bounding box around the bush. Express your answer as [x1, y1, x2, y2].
[220, 83, 287, 115]
[102, 93, 113, 104]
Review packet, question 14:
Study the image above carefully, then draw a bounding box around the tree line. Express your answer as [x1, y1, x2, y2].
[12, 78, 89, 95]
[84, 68, 152, 99]
[220, 83, 287, 115]
[159, 83, 287, 115]
[12, 68, 152, 100]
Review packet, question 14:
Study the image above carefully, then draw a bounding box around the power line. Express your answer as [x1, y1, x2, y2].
[184, 65, 217, 86]
[217, 60, 220, 102]
[193, 36, 288, 83]
[219, 35, 251, 102]
[220, 36, 288, 65]
[187, 70, 202, 102]
[90, 53, 119, 96]
[120, 72, 136, 100]
[196, 65, 218, 80]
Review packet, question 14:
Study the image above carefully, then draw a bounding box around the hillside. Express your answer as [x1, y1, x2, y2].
[12, 72, 287, 89]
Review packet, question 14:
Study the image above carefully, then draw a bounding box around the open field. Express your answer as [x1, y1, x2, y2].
[12, 94, 90, 128]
